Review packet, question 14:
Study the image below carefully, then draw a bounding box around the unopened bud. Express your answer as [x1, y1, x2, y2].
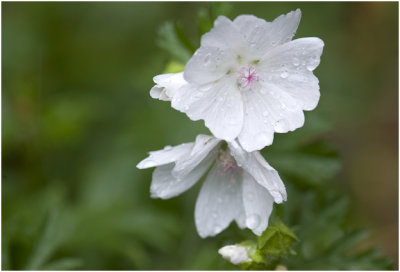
[218, 245, 251, 265]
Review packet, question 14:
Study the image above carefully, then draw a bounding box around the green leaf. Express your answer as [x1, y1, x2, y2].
[41, 258, 83, 270]
[157, 21, 193, 63]
[25, 210, 63, 269]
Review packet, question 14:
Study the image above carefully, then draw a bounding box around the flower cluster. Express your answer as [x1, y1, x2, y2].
[138, 9, 323, 238]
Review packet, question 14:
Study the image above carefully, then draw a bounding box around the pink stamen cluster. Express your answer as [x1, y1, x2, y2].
[216, 149, 241, 176]
[238, 66, 259, 89]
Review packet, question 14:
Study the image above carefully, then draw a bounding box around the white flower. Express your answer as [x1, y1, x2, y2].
[167, 9, 324, 152]
[150, 72, 186, 101]
[137, 134, 286, 238]
[218, 245, 251, 265]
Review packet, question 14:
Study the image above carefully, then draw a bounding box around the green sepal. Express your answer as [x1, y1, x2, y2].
[237, 240, 264, 264]
[258, 219, 298, 257]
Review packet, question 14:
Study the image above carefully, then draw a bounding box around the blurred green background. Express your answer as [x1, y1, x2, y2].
[2, 2, 398, 270]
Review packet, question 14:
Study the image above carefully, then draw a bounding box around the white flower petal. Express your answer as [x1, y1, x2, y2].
[150, 72, 186, 101]
[242, 172, 274, 236]
[233, 14, 270, 34]
[238, 82, 305, 151]
[185, 16, 243, 85]
[136, 143, 193, 169]
[201, 16, 244, 51]
[233, 9, 301, 57]
[150, 156, 213, 199]
[172, 76, 244, 142]
[228, 141, 286, 203]
[184, 46, 236, 85]
[173, 134, 221, 179]
[258, 37, 324, 110]
[269, 9, 302, 45]
[195, 165, 243, 238]
[150, 86, 169, 101]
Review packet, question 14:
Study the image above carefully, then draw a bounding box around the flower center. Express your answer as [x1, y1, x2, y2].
[237, 66, 259, 89]
[216, 149, 240, 175]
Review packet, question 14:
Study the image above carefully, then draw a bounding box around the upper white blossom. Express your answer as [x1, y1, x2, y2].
[218, 245, 251, 265]
[137, 134, 286, 238]
[151, 9, 324, 152]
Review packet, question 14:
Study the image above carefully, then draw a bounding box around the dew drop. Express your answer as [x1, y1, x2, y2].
[293, 58, 300, 66]
[274, 119, 286, 132]
[280, 71, 289, 79]
[194, 92, 204, 99]
[246, 214, 261, 229]
[204, 53, 211, 65]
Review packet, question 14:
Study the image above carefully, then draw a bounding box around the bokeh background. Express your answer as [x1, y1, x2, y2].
[2, 2, 398, 270]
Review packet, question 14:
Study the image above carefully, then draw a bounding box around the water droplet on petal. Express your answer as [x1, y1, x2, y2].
[246, 214, 261, 229]
[280, 71, 289, 79]
[293, 58, 300, 66]
[204, 53, 212, 66]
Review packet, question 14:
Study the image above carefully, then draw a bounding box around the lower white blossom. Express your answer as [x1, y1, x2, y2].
[137, 134, 286, 238]
[218, 245, 251, 265]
